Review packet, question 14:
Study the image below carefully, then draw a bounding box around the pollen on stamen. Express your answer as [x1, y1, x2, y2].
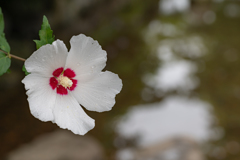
[57, 75, 73, 88]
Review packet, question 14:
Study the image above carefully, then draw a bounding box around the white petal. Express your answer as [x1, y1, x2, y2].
[65, 34, 107, 82]
[22, 74, 56, 121]
[53, 93, 95, 135]
[72, 71, 122, 112]
[25, 40, 68, 77]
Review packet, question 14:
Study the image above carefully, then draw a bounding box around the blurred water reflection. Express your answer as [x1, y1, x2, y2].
[159, 0, 190, 15]
[117, 96, 213, 146]
[146, 60, 198, 93]
[115, 14, 213, 158]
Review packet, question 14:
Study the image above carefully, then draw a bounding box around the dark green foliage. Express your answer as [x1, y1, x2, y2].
[0, 7, 11, 76]
[34, 16, 55, 49]
[22, 65, 30, 76]
[0, 52, 11, 76]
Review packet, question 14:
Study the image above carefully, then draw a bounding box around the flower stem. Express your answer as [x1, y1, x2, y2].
[0, 49, 26, 62]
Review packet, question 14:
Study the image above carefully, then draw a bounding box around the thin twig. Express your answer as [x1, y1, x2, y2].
[0, 49, 26, 62]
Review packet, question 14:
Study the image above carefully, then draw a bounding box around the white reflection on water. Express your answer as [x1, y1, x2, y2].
[147, 60, 198, 93]
[115, 11, 221, 158]
[117, 96, 213, 147]
[159, 0, 190, 15]
[116, 17, 216, 159]
[143, 19, 206, 94]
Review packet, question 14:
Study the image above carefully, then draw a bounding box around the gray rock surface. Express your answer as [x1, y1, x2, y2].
[134, 136, 204, 160]
[7, 130, 105, 160]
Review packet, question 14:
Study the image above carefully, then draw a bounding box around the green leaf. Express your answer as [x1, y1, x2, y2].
[0, 52, 11, 76]
[34, 15, 55, 49]
[0, 7, 4, 34]
[0, 7, 11, 76]
[6, 69, 11, 73]
[0, 7, 10, 53]
[0, 34, 10, 52]
[22, 65, 30, 76]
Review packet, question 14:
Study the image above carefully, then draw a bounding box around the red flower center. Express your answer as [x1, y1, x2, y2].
[49, 67, 77, 95]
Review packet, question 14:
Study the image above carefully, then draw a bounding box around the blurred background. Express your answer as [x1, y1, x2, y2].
[0, 0, 240, 159]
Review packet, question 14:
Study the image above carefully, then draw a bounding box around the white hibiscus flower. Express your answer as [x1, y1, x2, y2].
[22, 34, 123, 135]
